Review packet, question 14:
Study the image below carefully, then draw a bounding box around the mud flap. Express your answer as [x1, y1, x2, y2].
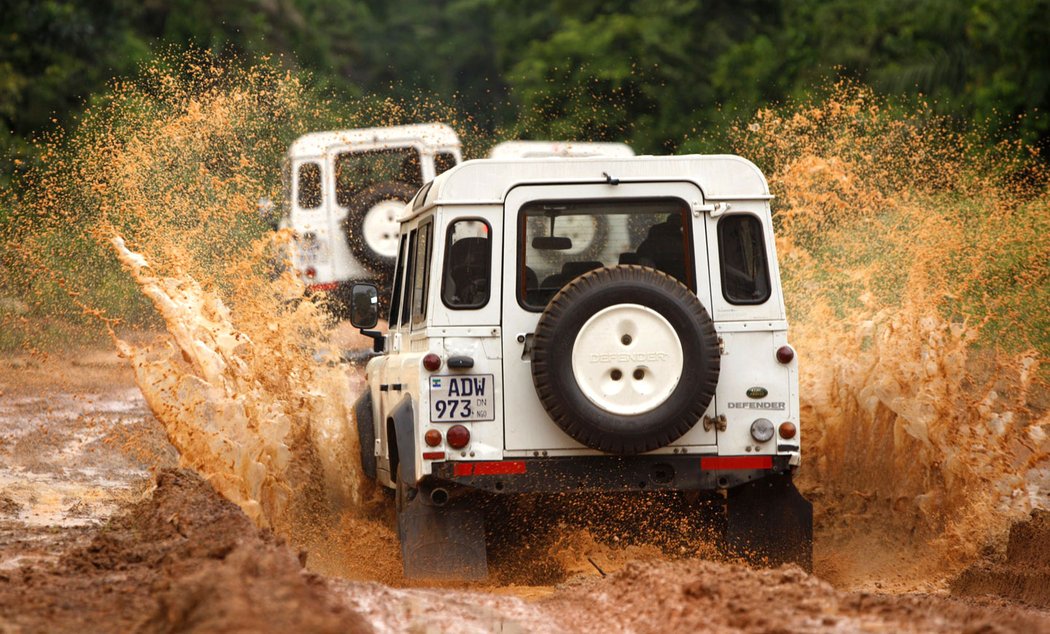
[726, 474, 813, 572]
[397, 484, 488, 581]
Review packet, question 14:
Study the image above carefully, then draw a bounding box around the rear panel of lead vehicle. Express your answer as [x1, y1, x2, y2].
[382, 194, 798, 486]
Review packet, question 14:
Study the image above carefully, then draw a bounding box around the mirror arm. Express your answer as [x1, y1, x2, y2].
[360, 329, 385, 352]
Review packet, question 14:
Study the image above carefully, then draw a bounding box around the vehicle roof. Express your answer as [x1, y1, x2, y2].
[412, 155, 770, 215]
[487, 140, 635, 159]
[288, 123, 461, 158]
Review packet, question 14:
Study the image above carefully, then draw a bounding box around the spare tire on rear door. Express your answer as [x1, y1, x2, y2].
[531, 265, 720, 454]
[344, 180, 417, 277]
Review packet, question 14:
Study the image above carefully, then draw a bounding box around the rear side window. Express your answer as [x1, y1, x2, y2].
[297, 162, 322, 209]
[400, 229, 417, 326]
[718, 215, 771, 304]
[442, 219, 491, 309]
[388, 235, 408, 324]
[411, 221, 433, 327]
[434, 152, 458, 176]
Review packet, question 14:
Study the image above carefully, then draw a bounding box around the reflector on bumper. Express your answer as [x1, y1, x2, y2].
[701, 456, 773, 470]
[453, 461, 527, 476]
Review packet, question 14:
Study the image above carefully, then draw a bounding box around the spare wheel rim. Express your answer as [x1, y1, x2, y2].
[570, 303, 684, 416]
[361, 199, 403, 258]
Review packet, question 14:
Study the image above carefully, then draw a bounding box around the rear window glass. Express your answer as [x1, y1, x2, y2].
[717, 214, 771, 304]
[519, 198, 693, 310]
[442, 219, 491, 309]
[336, 148, 422, 206]
[297, 162, 322, 209]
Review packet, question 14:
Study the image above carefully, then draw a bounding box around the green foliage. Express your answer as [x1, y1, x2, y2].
[2, 0, 1048, 178]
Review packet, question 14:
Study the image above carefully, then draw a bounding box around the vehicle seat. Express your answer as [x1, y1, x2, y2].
[636, 215, 687, 283]
[447, 238, 488, 305]
[541, 260, 604, 289]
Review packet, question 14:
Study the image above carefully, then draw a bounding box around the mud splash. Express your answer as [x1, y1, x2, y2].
[734, 84, 1050, 586]
[4, 50, 1048, 595]
[109, 235, 363, 530]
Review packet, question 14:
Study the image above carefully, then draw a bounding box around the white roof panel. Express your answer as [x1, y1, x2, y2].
[423, 155, 769, 208]
[289, 123, 461, 158]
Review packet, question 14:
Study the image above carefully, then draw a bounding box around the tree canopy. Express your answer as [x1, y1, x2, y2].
[2, 0, 1047, 187]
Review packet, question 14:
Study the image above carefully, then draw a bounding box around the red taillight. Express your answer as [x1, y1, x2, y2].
[423, 353, 442, 372]
[422, 451, 445, 460]
[446, 424, 470, 449]
[779, 422, 797, 439]
[424, 429, 442, 447]
[304, 266, 317, 279]
[776, 345, 795, 364]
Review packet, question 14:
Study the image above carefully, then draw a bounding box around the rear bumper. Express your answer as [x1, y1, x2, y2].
[428, 454, 796, 494]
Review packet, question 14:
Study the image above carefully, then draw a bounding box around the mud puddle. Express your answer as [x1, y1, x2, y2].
[1, 355, 1049, 633]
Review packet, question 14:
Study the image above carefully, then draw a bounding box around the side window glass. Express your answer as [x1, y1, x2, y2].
[442, 219, 491, 309]
[718, 215, 771, 304]
[411, 222, 433, 327]
[388, 235, 408, 325]
[297, 162, 322, 209]
[434, 152, 458, 176]
[400, 230, 417, 326]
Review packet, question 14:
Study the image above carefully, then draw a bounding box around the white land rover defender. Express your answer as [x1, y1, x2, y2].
[349, 155, 812, 579]
[281, 123, 462, 312]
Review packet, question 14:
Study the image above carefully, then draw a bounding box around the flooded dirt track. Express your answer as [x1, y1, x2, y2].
[1, 356, 1049, 634]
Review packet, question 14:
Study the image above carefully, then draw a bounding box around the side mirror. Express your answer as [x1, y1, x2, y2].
[349, 283, 379, 329]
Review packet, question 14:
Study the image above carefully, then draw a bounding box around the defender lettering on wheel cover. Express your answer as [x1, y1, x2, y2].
[349, 154, 813, 581]
[573, 303, 683, 415]
[532, 266, 719, 454]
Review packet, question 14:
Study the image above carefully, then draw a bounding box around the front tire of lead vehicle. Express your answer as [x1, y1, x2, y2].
[726, 474, 813, 572]
[531, 265, 720, 455]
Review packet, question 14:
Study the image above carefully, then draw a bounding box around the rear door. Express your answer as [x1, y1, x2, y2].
[500, 182, 718, 454]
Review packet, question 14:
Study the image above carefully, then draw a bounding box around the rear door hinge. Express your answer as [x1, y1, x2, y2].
[703, 414, 727, 432]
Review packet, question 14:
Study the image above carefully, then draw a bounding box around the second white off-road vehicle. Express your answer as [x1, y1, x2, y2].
[280, 123, 462, 313]
[350, 154, 812, 579]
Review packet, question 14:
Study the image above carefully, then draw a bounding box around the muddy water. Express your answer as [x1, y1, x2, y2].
[1, 56, 1048, 628]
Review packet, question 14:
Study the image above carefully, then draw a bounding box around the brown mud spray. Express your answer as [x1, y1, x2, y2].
[3, 58, 1046, 588]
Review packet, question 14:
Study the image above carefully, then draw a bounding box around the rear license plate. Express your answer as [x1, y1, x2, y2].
[429, 374, 495, 422]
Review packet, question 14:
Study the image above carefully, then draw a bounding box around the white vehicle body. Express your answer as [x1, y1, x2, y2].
[487, 140, 634, 159]
[285, 123, 462, 300]
[353, 155, 811, 579]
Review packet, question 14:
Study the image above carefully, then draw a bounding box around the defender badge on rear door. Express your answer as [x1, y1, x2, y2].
[747, 386, 768, 399]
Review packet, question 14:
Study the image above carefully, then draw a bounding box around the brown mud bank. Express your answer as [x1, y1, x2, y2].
[952, 509, 1050, 609]
[2, 464, 1049, 634]
[0, 468, 369, 633]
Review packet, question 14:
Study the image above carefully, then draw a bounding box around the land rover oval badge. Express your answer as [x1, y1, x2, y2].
[747, 386, 768, 399]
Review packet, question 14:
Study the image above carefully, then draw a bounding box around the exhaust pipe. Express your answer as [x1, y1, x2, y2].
[429, 487, 450, 506]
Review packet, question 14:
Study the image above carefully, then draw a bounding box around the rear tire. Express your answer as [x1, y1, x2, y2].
[396, 482, 489, 581]
[726, 474, 813, 571]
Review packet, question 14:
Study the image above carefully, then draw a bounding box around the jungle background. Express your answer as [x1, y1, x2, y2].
[0, 0, 1047, 349]
[3, 0, 1047, 190]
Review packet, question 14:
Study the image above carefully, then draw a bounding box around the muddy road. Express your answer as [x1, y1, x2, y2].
[1, 352, 1047, 633]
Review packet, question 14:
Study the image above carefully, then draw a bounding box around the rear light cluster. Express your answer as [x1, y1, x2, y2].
[446, 424, 470, 449]
[423, 353, 442, 371]
[424, 429, 442, 447]
[776, 345, 795, 364]
[779, 422, 797, 439]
